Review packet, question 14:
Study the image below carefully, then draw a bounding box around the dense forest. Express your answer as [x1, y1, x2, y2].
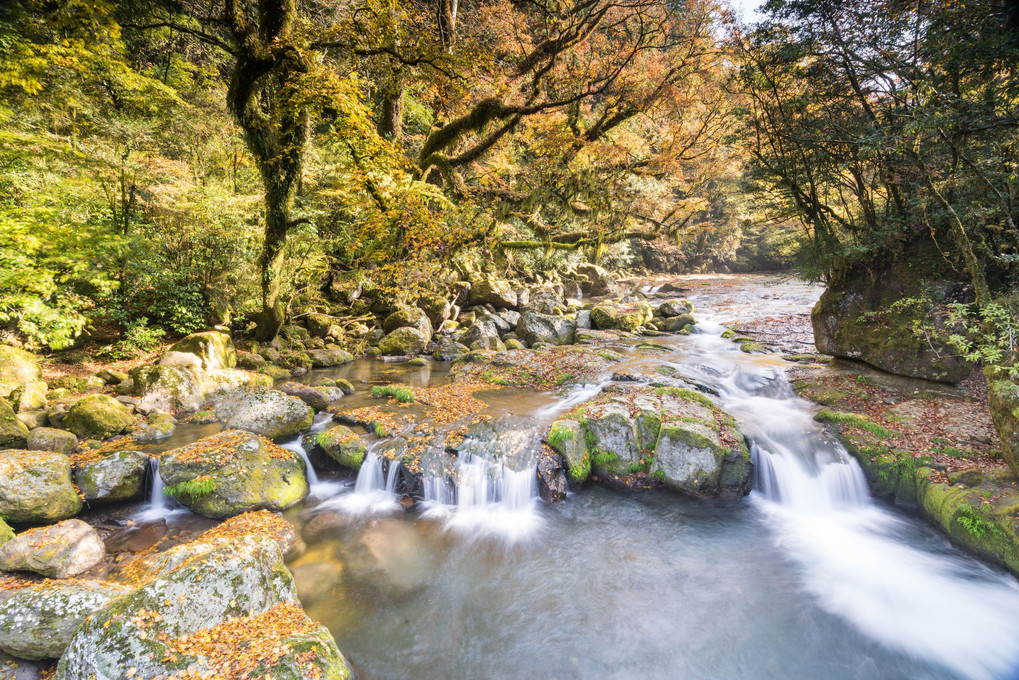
[2, 1, 1019, 679]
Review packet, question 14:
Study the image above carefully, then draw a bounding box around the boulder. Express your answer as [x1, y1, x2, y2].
[0, 346, 41, 398]
[236, 350, 266, 370]
[522, 290, 563, 315]
[0, 399, 29, 449]
[417, 293, 452, 327]
[434, 338, 469, 362]
[307, 348, 355, 367]
[383, 306, 433, 338]
[467, 275, 518, 309]
[74, 449, 148, 503]
[988, 377, 1019, 481]
[202, 368, 273, 400]
[96, 369, 129, 385]
[0, 518, 12, 547]
[589, 275, 622, 297]
[279, 381, 330, 412]
[158, 350, 204, 370]
[160, 430, 308, 518]
[63, 394, 133, 441]
[590, 301, 653, 332]
[516, 310, 576, 346]
[0, 519, 105, 578]
[462, 319, 501, 347]
[56, 535, 354, 680]
[305, 313, 335, 338]
[213, 387, 314, 439]
[132, 411, 176, 443]
[470, 336, 506, 352]
[168, 331, 237, 370]
[0, 581, 129, 660]
[130, 364, 205, 413]
[0, 451, 81, 522]
[378, 327, 428, 356]
[659, 299, 694, 317]
[302, 427, 367, 470]
[11, 381, 47, 413]
[811, 261, 973, 382]
[662, 315, 695, 332]
[546, 419, 591, 485]
[576, 310, 592, 330]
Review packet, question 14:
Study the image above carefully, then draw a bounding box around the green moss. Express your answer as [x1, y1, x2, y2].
[371, 385, 415, 403]
[555, 373, 575, 386]
[592, 451, 620, 468]
[165, 477, 217, 502]
[547, 423, 575, 450]
[720, 329, 736, 339]
[407, 358, 427, 367]
[656, 386, 715, 409]
[815, 409, 894, 438]
[374, 423, 390, 437]
[739, 341, 766, 353]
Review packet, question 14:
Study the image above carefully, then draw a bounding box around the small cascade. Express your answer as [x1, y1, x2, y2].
[135, 457, 183, 521]
[321, 451, 399, 515]
[385, 460, 400, 495]
[533, 381, 608, 421]
[281, 428, 343, 498]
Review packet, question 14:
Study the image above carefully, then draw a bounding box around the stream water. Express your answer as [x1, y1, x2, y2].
[129, 275, 1019, 680]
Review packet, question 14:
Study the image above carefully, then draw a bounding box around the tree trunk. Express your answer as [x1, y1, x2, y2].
[256, 191, 290, 340]
[378, 86, 405, 140]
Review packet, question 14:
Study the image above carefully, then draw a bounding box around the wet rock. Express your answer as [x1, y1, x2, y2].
[132, 411, 176, 443]
[160, 430, 308, 519]
[590, 301, 653, 332]
[307, 348, 355, 367]
[168, 330, 237, 370]
[74, 449, 148, 503]
[537, 445, 567, 502]
[279, 381, 329, 412]
[0, 451, 81, 522]
[378, 327, 428, 356]
[346, 519, 432, 597]
[659, 299, 694, 317]
[62, 395, 133, 441]
[434, 337, 469, 362]
[467, 275, 518, 309]
[547, 419, 591, 485]
[662, 315, 695, 332]
[129, 364, 205, 413]
[213, 386, 314, 439]
[0, 399, 30, 449]
[0, 346, 41, 399]
[335, 379, 356, 395]
[56, 534, 354, 680]
[0, 520, 104, 578]
[0, 581, 129, 660]
[302, 427, 366, 470]
[516, 310, 576, 346]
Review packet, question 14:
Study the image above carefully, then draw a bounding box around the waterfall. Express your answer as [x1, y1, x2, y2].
[320, 450, 399, 515]
[281, 428, 343, 498]
[135, 457, 183, 521]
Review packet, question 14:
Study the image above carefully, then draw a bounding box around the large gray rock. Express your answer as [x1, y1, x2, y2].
[0, 451, 81, 522]
[378, 326, 428, 356]
[130, 364, 205, 413]
[213, 387, 314, 439]
[279, 381, 329, 412]
[0, 346, 41, 399]
[522, 290, 563, 315]
[516, 310, 576, 346]
[160, 430, 308, 519]
[55, 535, 354, 680]
[74, 449, 148, 503]
[659, 299, 694, 317]
[168, 330, 237, 370]
[0, 581, 129, 660]
[307, 348, 355, 367]
[468, 275, 518, 309]
[462, 319, 501, 348]
[132, 411, 176, 443]
[26, 427, 77, 455]
[0, 519, 104, 578]
[590, 301, 653, 332]
[383, 306, 433, 338]
[63, 395, 133, 441]
[0, 399, 29, 449]
[302, 427, 367, 470]
[812, 261, 973, 383]
[434, 338, 469, 362]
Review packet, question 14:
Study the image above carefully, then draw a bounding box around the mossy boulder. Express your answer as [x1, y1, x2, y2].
[63, 394, 134, 441]
[516, 310, 576, 346]
[378, 326, 428, 356]
[132, 411, 177, 444]
[74, 449, 149, 503]
[11, 381, 47, 413]
[96, 368, 129, 385]
[662, 315, 695, 332]
[302, 427, 367, 470]
[383, 306, 433, 338]
[56, 534, 354, 680]
[988, 377, 1019, 481]
[546, 419, 590, 484]
[467, 275, 518, 309]
[130, 364, 205, 413]
[160, 430, 308, 519]
[202, 368, 274, 400]
[417, 292, 452, 326]
[307, 348, 355, 367]
[0, 518, 13, 547]
[279, 381, 330, 411]
[305, 313, 335, 338]
[0, 519, 105, 578]
[0, 345, 41, 398]
[26, 427, 77, 455]
[811, 261, 973, 382]
[0, 399, 29, 449]
[213, 387, 314, 439]
[168, 330, 237, 370]
[659, 299, 694, 317]
[590, 301, 653, 332]
[0, 451, 81, 522]
[0, 581, 130, 660]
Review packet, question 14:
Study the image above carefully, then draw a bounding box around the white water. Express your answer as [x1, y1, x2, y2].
[685, 319, 1019, 680]
[134, 457, 187, 521]
[320, 451, 400, 515]
[281, 413, 345, 498]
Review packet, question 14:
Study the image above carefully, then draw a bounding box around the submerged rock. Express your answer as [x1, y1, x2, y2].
[213, 386, 314, 439]
[74, 449, 148, 503]
[0, 451, 81, 522]
[0, 581, 129, 660]
[160, 430, 308, 519]
[0, 519, 105, 578]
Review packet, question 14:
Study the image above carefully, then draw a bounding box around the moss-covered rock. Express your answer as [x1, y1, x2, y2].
[811, 261, 972, 382]
[467, 275, 518, 308]
[383, 306, 433, 338]
[307, 348, 355, 367]
[11, 381, 47, 413]
[0, 451, 81, 522]
[516, 310, 576, 346]
[0, 518, 13, 547]
[988, 377, 1019, 481]
[55, 534, 354, 680]
[74, 449, 148, 502]
[259, 364, 292, 380]
[202, 368, 274, 400]
[160, 430, 308, 518]
[0, 581, 130, 660]
[132, 411, 177, 444]
[590, 301, 653, 332]
[0, 519, 104, 578]
[659, 299, 694, 317]
[63, 394, 133, 441]
[0, 398, 29, 449]
[130, 364, 205, 413]
[0, 345, 41, 398]
[302, 427, 367, 470]
[279, 381, 329, 411]
[96, 368, 129, 385]
[378, 326, 428, 356]
[546, 419, 590, 484]
[25, 427, 77, 455]
[169, 330, 237, 370]
[213, 387, 314, 439]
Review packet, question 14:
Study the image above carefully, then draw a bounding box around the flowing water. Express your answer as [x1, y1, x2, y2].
[131, 275, 1019, 679]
